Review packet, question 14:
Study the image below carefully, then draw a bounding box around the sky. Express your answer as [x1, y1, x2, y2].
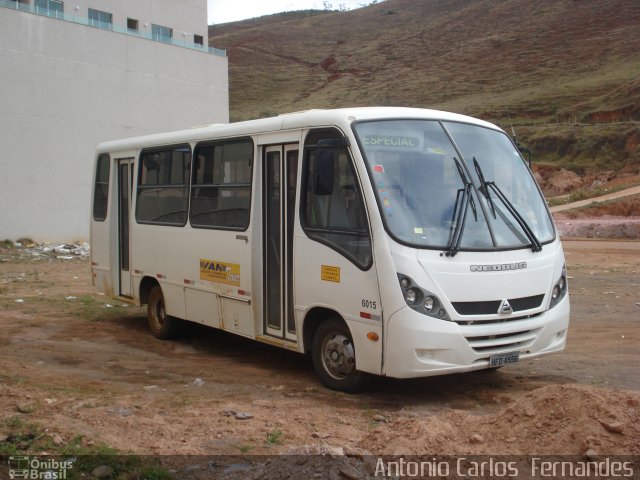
[207, 0, 377, 24]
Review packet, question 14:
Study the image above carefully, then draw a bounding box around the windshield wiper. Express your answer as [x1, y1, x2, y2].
[473, 157, 542, 252]
[443, 157, 477, 257]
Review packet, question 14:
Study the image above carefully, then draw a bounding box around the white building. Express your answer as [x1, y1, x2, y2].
[0, 0, 228, 242]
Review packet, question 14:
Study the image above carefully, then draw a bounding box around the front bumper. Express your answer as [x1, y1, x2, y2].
[383, 295, 570, 378]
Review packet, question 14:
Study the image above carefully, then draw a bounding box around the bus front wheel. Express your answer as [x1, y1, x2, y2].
[147, 285, 179, 339]
[312, 318, 370, 393]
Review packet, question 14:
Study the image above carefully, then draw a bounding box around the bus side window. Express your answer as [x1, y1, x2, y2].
[190, 138, 253, 230]
[136, 145, 191, 226]
[302, 130, 372, 270]
[93, 153, 110, 221]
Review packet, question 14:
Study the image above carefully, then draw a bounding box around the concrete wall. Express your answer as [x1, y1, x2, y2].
[0, 6, 228, 242]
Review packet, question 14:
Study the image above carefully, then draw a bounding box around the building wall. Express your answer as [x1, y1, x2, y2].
[65, 0, 209, 45]
[0, 5, 228, 242]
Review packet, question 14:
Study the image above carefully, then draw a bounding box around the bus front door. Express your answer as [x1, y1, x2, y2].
[117, 158, 134, 298]
[263, 145, 299, 341]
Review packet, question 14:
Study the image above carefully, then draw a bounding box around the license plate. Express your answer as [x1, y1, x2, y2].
[489, 351, 520, 367]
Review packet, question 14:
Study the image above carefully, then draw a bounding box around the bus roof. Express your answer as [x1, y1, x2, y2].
[96, 107, 502, 153]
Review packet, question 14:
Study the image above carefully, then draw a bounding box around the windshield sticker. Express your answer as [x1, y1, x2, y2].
[427, 147, 446, 155]
[413, 227, 424, 234]
[200, 259, 241, 286]
[373, 164, 385, 173]
[363, 135, 419, 148]
[361, 132, 424, 151]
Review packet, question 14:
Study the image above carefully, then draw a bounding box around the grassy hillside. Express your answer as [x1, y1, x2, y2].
[209, 0, 640, 175]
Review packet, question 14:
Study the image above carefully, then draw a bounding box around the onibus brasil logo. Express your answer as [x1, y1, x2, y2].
[8, 456, 74, 480]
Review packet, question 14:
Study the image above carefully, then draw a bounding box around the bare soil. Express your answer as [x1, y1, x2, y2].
[0, 240, 639, 458]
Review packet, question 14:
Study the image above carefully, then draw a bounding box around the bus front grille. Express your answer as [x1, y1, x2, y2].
[452, 294, 545, 316]
[465, 328, 540, 353]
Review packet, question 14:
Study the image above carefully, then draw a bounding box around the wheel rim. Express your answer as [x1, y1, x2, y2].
[150, 295, 166, 331]
[321, 332, 356, 380]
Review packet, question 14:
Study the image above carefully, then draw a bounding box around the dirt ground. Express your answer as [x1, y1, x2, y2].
[0, 240, 639, 463]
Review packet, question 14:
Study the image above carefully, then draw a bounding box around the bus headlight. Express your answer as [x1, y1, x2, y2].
[405, 288, 418, 305]
[397, 274, 451, 320]
[423, 296, 435, 312]
[549, 265, 568, 309]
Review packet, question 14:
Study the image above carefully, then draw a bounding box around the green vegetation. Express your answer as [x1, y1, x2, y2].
[0, 416, 172, 479]
[265, 428, 283, 445]
[238, 443, 254, 453]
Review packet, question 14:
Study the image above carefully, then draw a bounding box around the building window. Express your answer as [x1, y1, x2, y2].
[127, 18, 138, 32]
[11, 0, 32, 11]
[136, 145, 191, 226]
[35, 0, 63, 18]
[151, 24, 172, 43]
[88, 8, 112, 30]
[190, 139, 253, 230]
[194, 34, 203, 46]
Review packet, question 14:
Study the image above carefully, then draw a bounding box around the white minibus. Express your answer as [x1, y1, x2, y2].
[91, 108, 569, 392]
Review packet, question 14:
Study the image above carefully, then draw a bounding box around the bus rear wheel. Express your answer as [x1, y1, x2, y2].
[311, 317, 370, 393]
[147, 285, 179, 339]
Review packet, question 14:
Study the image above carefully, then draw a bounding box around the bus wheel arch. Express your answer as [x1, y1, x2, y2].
[304, 308, 371, 393]
[139, 276, 158, 306]
[145, 282, 180, 340]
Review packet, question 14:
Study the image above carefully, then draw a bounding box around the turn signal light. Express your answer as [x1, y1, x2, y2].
[367, 332, 379, 342]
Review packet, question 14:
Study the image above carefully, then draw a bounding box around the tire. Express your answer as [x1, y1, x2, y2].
[147, 285, 180, 339]
[311, 317, 371, 393]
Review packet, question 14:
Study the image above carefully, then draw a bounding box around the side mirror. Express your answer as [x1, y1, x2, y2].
[516, 143, 533, 169]
[313, 150, 335, 195]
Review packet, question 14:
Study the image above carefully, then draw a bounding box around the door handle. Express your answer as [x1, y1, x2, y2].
[236, 234, 249, 244]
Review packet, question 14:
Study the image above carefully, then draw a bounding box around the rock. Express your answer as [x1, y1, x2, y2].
[328, 466, 341, 480]
[192, 378, 205, 387]
[598, 419, 624, 434]
[53, 435, 64, 445]
[584, 449, 599, 460]
[311, 432, 329, 439]
[235, 412, 253, 420]
[91, 465, 114, 479]
[339, 462, 362, 480]
[251, 469, 266, 480]
[107, 406, 133, 417]
[372, 415, 386, 422]
[470, 433, 485, 444]
[16, 402, 34, 414]
[343, 446, 366, 458]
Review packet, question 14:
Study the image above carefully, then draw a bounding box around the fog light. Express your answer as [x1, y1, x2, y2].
[423, 296, 435, 312]
[405, 288, 417, 304]
[400, 277, 410, 289]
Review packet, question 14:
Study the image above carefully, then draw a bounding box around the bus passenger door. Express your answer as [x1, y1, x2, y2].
[263, 144, 299, 341]
[117, 158, 134, 297]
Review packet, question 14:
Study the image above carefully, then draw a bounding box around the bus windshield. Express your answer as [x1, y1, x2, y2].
[353, 119, 555, 251]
